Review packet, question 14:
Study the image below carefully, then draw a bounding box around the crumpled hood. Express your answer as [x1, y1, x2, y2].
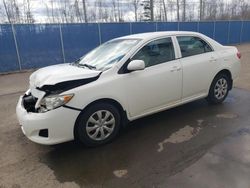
[30, 63, 101, 88]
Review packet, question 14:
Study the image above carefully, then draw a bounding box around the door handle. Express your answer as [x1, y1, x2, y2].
[176, 67, 181, 71]
[170, 66, 181, 72]
[209, 57, 217, 62]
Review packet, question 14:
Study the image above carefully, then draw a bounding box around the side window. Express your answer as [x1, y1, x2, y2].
[132, 38, 175, 67]
[177, 36, 213, 58]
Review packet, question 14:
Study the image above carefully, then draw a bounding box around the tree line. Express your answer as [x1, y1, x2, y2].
[0, 0, 250, 24]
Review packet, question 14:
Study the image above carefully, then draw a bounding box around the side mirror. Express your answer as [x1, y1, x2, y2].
[127, 60, 145, 72]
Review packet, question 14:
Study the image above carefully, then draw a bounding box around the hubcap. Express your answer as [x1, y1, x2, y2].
[214, 78, 228, 100]
[86, 110, 115, 141]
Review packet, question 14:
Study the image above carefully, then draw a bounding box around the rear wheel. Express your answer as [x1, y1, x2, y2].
[75, 103, 121, 147]
[206, 73, 230, 104]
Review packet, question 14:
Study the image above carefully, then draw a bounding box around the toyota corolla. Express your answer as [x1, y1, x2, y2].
[16, 31, 241, 146]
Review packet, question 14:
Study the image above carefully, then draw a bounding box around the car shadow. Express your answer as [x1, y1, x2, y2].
[40, 89, 248, 187]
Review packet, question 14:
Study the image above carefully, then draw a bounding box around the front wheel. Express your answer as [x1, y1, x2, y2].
[75, 103, 121, 147]
[206, 73, 230, 104]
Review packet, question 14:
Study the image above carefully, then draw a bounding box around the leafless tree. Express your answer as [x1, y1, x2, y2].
[230, 0, 238, 19]
[199, 0, 203, 20]
[204, 0, 217, 20]
[95, 0, 104, 22]
[82, 0, 87, 23]
[2, 0, 12, 23]
[111, 0, 118, 22]
[14, 0, 21, 23]
[131, 0, 140, 21]
[44, 1, 53, 23]
[167, 0, 175, 21]
[89, 10, 97, 22]
[187, 3, 195, 21]
[2, 0, 250, 24]
[141, 0, 154, 21]
[182, 0, 186, 21]
[43, 0, 58, 23]
[117, 0, 122, 21]
[239, 0, 249, 20]
[150, 0, 154, 21]
[162, 0, 167, 21]
[74, 0, 82, 22]
[176, 0, 180, 21]
[59, 0, 67, 23]
[2, 0, 23, 23]
[25, 0, 35, 23]
[0, 5, 5, 23]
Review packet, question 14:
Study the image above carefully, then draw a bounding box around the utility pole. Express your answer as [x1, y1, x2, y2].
[150, 0, 154, 21]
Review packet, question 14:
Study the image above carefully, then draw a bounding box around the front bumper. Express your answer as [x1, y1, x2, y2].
[16, 96, 80, 145]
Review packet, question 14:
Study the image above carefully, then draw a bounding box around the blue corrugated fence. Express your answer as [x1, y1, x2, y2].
[0, 21, 249, 73]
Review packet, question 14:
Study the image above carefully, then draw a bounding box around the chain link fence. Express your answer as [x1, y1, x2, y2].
[0, 21, 250, 73]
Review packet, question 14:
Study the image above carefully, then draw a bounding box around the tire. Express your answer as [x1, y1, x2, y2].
[75, 102, 121, 147]
[206, 73, 230, 104]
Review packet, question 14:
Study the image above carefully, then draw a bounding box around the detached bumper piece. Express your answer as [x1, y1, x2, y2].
[22, 93, 38, 112]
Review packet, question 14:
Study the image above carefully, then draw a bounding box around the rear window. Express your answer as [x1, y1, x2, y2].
[177, 36, 213, 58]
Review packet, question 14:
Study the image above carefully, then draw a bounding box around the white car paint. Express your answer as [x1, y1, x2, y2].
[30, 63, 101, 87]
[16, 31, 241, 145]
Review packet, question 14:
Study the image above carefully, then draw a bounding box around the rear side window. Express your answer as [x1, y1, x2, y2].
[177, 36, 213, 58]
[132, 37, 175, 67]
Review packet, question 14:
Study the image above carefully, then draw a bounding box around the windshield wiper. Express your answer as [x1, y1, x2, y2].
[78, 63, 96, 70]
[74, 58, 81, 63]
[70, 58, 82, 66]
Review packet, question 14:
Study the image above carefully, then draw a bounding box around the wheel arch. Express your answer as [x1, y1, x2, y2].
[73, 98, 129, 140]
[213, 69, 233, 90]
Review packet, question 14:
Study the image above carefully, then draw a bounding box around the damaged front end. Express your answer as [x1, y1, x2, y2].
[22, 93, 38, 112]
[22, 74, 101, 113]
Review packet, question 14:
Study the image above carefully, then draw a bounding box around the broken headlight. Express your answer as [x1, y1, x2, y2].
[39, 94, 74, 112]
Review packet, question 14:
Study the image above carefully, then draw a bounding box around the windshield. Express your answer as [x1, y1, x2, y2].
[77, 39, 140, 71]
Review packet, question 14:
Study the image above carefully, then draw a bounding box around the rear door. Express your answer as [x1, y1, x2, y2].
[176, 35, 218, 100]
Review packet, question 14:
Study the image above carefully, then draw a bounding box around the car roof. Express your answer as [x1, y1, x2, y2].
[117, 31, 201, 40]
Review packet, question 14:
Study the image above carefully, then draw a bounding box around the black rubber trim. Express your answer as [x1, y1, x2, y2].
[63, 105, 82, 111]
[118, 58, 132, 74]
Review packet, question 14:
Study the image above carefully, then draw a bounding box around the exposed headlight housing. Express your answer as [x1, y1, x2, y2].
[39, 94, 74, 112]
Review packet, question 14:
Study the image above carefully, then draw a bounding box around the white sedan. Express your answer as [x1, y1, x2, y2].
[16, 31, 241, 146]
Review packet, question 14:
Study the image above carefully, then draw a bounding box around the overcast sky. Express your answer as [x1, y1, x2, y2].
[0, 0, 234, 23]
[0, 0, 138, 23]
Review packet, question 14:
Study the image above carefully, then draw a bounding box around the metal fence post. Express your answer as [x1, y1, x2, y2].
[155, 22, 158, 31]
[177, 21, 180, 31]
[11, 23, 22, 70]
[197, 21, 200, 32]
[97, 23, 102, 45]
[227, 20, 231, 44]
[59, 23, 66, 63]
[129, 22, 132, 34]
[240, 20, 244, 44]
[213, 21, 216, 39]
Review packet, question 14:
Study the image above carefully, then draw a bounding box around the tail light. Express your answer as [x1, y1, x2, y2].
[237, 51, 241, 59]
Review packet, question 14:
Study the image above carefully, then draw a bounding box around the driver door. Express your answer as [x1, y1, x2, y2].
[121, 37, 182, 118]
